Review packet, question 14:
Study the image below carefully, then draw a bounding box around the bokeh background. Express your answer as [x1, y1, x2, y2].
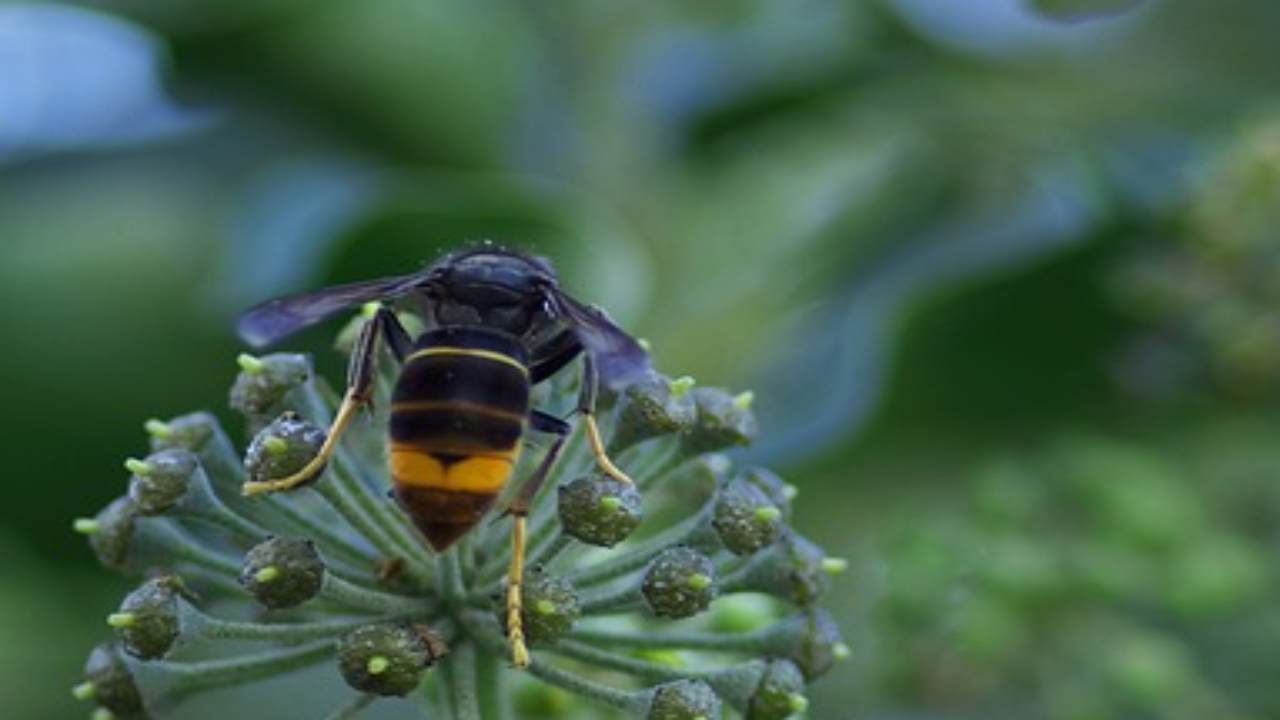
[3, 0, 1279, 718]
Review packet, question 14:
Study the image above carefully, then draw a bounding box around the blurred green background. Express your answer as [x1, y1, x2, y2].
[3, 0, 1279, 718]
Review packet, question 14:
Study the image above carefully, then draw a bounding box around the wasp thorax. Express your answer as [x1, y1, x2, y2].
[338, 623, 440, 697]
[240, 536, 326, 609]
[127, 448, 198, 515]
[647, 679, 723, 720]
[558, 475, 644, 547]
[643, 547, 719, 619]
[244, 413, 326, 487]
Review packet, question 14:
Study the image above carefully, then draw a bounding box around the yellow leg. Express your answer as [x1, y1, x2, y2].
[506, 515, 531, 668]
[241, 391, 363, 496]
[583, 413, 633, 485]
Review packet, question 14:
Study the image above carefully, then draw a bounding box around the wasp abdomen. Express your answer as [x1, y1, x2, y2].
[389, 327, 530, 551]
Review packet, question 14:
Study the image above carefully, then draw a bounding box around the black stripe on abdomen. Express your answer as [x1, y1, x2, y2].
[392, 354, 529, 414]
[389, 405, 524, 451]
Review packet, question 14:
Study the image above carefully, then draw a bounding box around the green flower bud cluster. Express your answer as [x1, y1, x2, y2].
[1112, 114, 1280, 397]
[74, 315, 846, 718]
[874, 433, 1280, 719]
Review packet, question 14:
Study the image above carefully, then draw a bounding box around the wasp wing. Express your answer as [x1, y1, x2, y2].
[238, 271, 436, 348]
[544, 288, 652, 388]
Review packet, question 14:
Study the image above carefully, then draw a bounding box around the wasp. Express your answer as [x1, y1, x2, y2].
[236, 246, 650, 667]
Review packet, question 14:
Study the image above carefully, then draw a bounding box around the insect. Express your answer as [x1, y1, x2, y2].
[235, 245, 651, 667]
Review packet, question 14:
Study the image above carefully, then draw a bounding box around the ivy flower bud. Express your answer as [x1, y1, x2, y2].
[240, 536, 326, 609]
[337, 623, 439, 696]
[648, 679, 723, 720]
[741, 467, 795, 520]
[780, 609, 846, 681]
[127, 449, 198, 515]
[111, 576, 188, 660]
[643, 547, 719, 619]
[244, 413, 326, 487]
[80, 643, 144, 716]
[713, 479, 783, 556]
[740, 532, 829, 606]
[228, 353, 311, 429]
[146, 412, 217, 454]
[82, 497, 138, 571]
[747, 659, 808, 720]
[681, 387, 759, 455]
[503, 569, 581, 644]
[610, 374, 698, 453]
[558, 475, 644, 547]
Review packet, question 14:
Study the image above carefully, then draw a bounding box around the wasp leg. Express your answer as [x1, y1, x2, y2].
[528, 328, 582, 383]
[576, 355, 633, 485]
[503, 410, 570, 668]
[242, 307, 410, 496]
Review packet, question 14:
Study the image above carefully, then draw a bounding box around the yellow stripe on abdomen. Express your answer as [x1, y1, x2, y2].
[389, 445, 520, 494]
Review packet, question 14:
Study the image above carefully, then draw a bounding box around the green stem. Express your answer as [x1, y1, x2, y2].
[638, 450, 690, 493]
[183, 604, 405, 643]
[630, 440, 681, 481]
[191, 421, 252, 490]
[529, 532, 573, 570]
[476, 646, 512, 720]
[321, 574, 430, 615]
[546, 639, 684, 683]
[332, 449, 437, 575]
[463, 532, 485, 588]
[439, 550, 466, 606]
[567, 625, 771, 653]
[440, 641, 482, 720]
[141, 520, 241, 577]
[323, 694, 376, 720]
[315, 480, 413, 573]
[526, 658, 649, 714]
[173, 564, 246, 598]
[578, 583, 644, 615]
[718, 552, 770, 594]
[567, 505, 712, 588]
[180, 466, 270, 542]
[184, 506, 265, 545]
[261, 494, 380, 571]
[458, 612, 648, 714]
[158, 640, 336, 697]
